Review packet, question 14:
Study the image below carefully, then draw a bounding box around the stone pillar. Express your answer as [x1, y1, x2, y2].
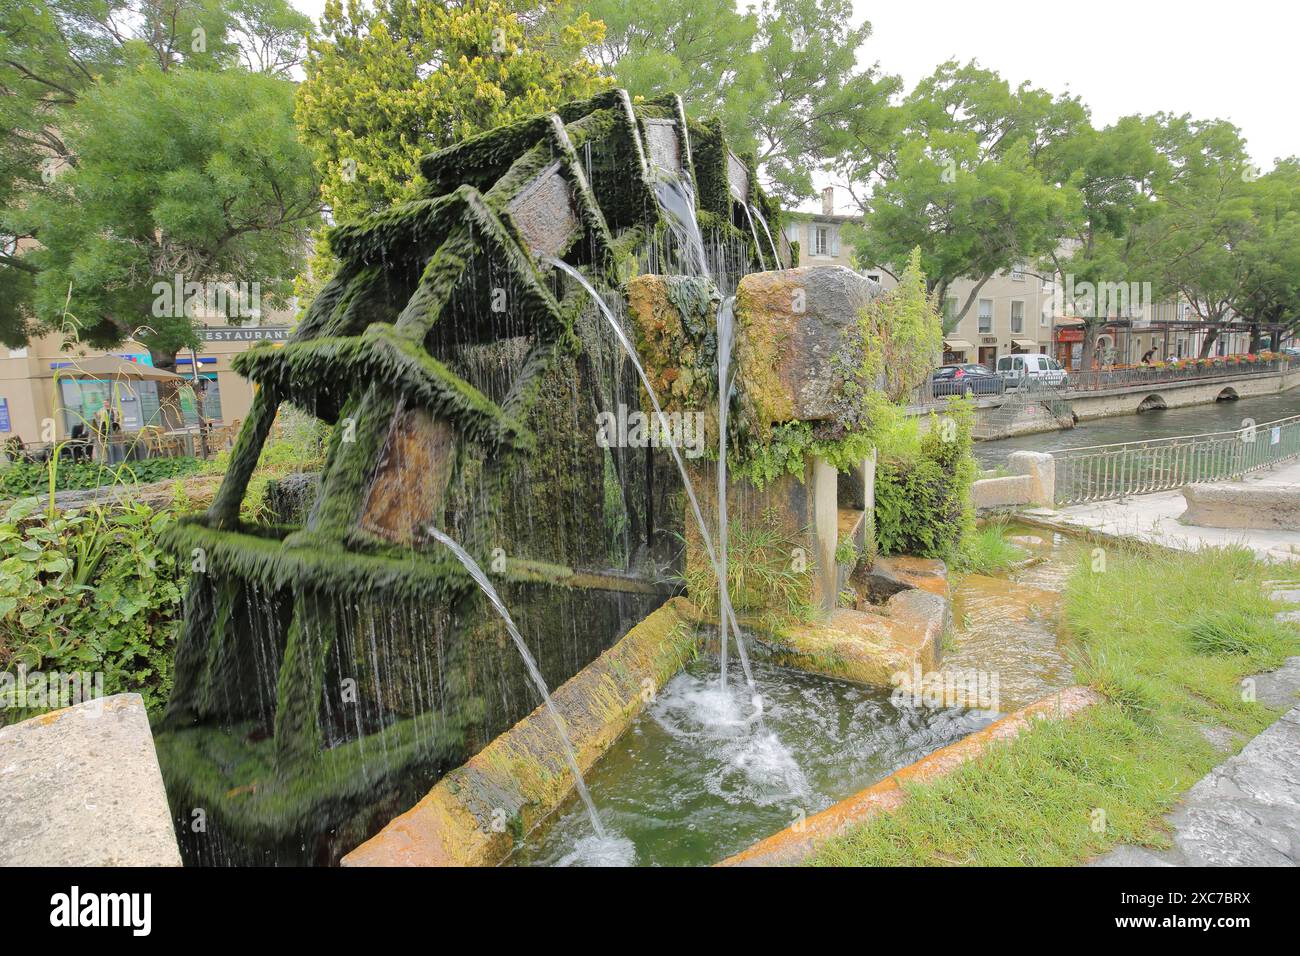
[862, 448, 877, 523]
[813, 455, 839, 615]
[1008, 451, 1055, 508]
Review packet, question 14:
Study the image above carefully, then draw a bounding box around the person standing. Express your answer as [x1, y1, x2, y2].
[92, 399, 119, 463]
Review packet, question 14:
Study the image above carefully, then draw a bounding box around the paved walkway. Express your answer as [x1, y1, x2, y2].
[1091, 655, 1300, 867]
[1025, 460, 1300, 563]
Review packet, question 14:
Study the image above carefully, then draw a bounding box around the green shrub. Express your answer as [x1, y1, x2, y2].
[0, 456, 202, 499]
[0, 497, 183, 723]
[874, 400, 976, 561]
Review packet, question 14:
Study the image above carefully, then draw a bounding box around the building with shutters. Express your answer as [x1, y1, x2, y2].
[783, 188, 1055, 366]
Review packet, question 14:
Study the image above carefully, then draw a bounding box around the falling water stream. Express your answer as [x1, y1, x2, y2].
[545, 258, 757, 699]
[749, 204, 781, 268]
[715, 296, 740, 691]
[426, 526, 634, 863]
[739, 202, 768, 271]
[652, 177, 710, 278]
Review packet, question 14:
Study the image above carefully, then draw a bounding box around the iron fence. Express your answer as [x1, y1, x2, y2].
[908, 355, 1297, 410]
[1052, 414, 1300, 506]
[1060, 355, 1298, 393]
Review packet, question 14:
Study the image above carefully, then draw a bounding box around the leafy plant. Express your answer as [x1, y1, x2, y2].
[0, 497, 183, 723]
[0, 456, 203, 499]
[874, 399, 976, 561]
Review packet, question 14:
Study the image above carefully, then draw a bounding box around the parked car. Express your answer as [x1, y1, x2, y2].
[930, 364, 1005, 397]
[996, 353, 1068, 388]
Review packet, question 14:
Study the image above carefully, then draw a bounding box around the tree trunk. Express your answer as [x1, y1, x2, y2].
[1198, 327, 1220, 359]
[148, 347, 186, 431]
[1248, 325, 1262, 354]
[1079, 323, 1098, 372]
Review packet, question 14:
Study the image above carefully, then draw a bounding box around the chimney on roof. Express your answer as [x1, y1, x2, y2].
[821, 186, 834, 216]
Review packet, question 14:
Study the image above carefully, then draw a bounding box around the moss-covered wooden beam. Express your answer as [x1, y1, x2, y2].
[161, 517, 476, 603]
[328, 194, 461, 268]
[232, 324, 531, 453]
[206, 387, 282, 531]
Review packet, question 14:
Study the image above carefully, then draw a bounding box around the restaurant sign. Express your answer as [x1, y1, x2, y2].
[201, 325, 293, 343]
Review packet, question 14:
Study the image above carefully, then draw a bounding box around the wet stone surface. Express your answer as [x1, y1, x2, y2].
[1091, 656, 1300, 867]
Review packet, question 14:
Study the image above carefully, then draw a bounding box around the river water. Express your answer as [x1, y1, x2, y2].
[975, 391, 1300, 468]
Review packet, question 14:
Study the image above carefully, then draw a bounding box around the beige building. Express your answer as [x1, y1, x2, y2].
[783, 188, 1055, 368]
[0, 322, 290, 446]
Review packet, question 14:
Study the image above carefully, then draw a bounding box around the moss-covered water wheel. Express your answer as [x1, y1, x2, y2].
[153, 89, 785, 865]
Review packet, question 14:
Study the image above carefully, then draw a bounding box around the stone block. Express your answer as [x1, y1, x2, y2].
[970, 474, 1035, 510]
[1008, 451, 1055, 507]
[625, 273, 719, 416]
[1181, 482, 1300, 531]
[735, 265, 881, 424]
[0, 694, 181, 866]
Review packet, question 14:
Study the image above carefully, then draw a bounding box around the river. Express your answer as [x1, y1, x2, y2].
[975, 390, 1300, 468]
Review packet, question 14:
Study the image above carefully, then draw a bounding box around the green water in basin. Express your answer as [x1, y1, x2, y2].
[507, 524, 1082, 867]
[506, 657, 995, 867]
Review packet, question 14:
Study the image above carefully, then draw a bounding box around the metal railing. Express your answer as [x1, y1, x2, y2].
[906, 377, 1005, 408]
[1052, 414, 1300, 506]
[1061, 355, 1297, 393]
[907, 354, 1297, 410]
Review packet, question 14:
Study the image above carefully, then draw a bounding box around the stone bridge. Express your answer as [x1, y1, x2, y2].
[914, 366, 1300, 440]
[1067, 367, 1300, 420]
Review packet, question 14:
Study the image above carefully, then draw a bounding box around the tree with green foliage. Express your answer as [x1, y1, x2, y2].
[841, 60, 1081, 331]
[13, 67, 317, 372]
[295, 0, 610, 225]
[1137, 115, 1258, 357]
[588, 0, 895, 202]
[1037, 114, 1165, 370]
[1233, 159, 1300, 350]
[0, 0, 314, 347]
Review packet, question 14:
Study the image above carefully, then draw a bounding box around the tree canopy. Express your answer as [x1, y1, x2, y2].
[295, 0, 610, 225]
[588, 0, 895, 202]
[0, 0, 316, 355]
[841, 61, 1081, 331]
[13, 67, 317, 362]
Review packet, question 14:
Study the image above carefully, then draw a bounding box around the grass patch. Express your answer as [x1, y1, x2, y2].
[955, 519, 1025, 575]
[808, 543, 1298, 866]
[681, 512, 815, 628]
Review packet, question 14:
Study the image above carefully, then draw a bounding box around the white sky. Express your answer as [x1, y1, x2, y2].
[853, 0, 1298, 168]
[289, 0, 1299, 202]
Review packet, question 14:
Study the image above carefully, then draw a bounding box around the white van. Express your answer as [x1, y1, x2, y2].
[996, 353, 1068, 388]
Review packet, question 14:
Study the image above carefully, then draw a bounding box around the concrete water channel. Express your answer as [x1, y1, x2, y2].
[507, 524, 1083, 866]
